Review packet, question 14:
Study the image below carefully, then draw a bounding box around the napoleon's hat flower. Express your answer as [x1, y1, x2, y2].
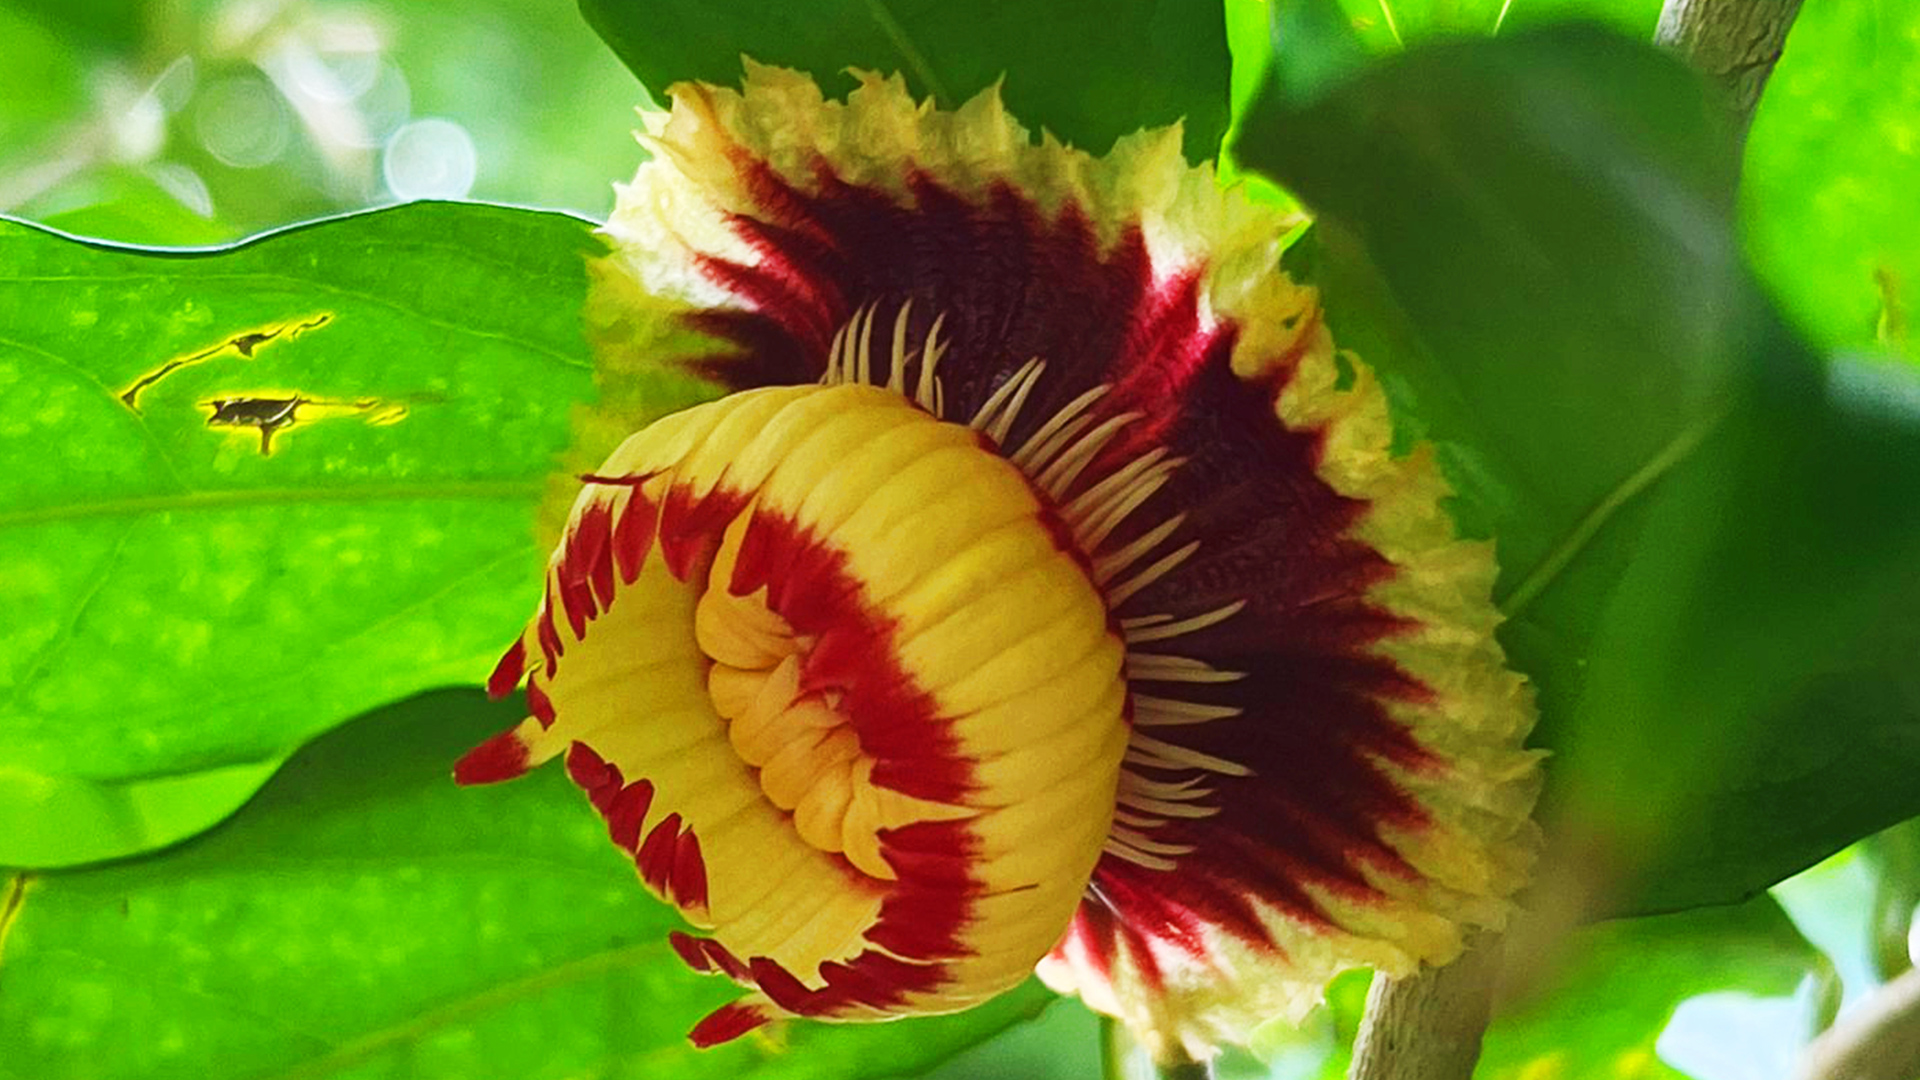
[455, 62, 1541, 1063]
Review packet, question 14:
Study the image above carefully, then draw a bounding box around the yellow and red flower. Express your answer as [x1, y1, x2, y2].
[456, 63, 1541, 1061]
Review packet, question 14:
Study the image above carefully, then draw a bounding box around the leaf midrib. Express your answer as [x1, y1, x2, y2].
[1498, 410, 1725, 618]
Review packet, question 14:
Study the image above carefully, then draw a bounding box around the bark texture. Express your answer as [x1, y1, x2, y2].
[1793, 966, 1920, 1080]
[1655, 0, 1807, 140]
[1347, 933, 1503, 1080]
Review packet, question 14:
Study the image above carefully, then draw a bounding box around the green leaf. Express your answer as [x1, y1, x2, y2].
[1266, 0, 1370, 105]
[1478, 897, 1821, 1079]
[0, 689, 1064, 1080]
[1237, 26, 1920, 912]
[0, 754, 284, 869]
[0, 204, 602, 868]
[1744, 0, 1920, 359]
[1329, 0, 1509, 51]
[575, 0, 1231, 160]
[1567, 357, 1920, 910]
[1237, 23, 1745, 731]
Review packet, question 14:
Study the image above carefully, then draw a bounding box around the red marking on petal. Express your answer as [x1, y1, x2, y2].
[695, 252, 837, 353]
[485, 639, 525, 700]
[723, 504, 975, 805]
[573, 500, 618, 609]
[688, 1000, 771, 1048]
[673, 829, 709, 913]
[606, 780, 655, 853]
[868, 886, 974, 960]
[612, 490, 658, 585]
[1098, 269, 1225, 464]
[564, 742, 617, 795]
[558, 569, 595, 640]
[701, 938, 753, 983]
[876, 820, 977, 889]
[1064, 904, 1116, 981]
[744, 949, 951, 1018]
[526, 680, 555, 729]
[669, 930, 712, 972]
[535, 596, 563, 677]
[638, 812, 685, 895]
[746, 956, 813, 1013]
[452, 728, 529, 786]
[658, 486, 749, 582]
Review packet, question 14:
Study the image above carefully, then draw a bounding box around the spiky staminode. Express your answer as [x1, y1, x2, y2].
[464, 63, 1541, 1062]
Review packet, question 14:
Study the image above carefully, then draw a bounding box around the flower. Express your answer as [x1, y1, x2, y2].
[455, 62, 1541, 1062]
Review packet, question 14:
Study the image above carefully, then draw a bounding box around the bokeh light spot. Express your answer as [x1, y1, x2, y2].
[382, 117, 476, 200]
[194, 73, 292, 169]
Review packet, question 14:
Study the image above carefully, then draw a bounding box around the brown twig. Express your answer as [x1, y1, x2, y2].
[1654, 0, 1807, 143]
[1347, 931, 1503, 1080]
[1792, 965, 1920, 1080]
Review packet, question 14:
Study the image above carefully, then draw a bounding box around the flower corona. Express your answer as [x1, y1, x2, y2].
[457, 63, 1541, 1061]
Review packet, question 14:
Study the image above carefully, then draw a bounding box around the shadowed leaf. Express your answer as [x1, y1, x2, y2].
[0, 689, 1065, 1080]
[577, 0, 1231, 160]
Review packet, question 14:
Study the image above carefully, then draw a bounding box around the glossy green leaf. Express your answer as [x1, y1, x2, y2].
[1239, 25, 1920, 912]
[0, 689, 1064, 1080]
[0, 754, 284, 869]
[1744, 0, 1920, 359]
[0, 204, 607, 867]
[1495, 0, 1661, 40]
[1329, 0, 1508, 50]
[576, 0, 1231, 160]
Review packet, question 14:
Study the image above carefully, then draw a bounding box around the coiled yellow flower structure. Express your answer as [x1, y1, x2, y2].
[456, 62, 1541, 1061]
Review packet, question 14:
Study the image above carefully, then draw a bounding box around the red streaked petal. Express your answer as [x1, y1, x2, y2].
[688, 1000, 772, 1048]
[485, 639, 525, 700]
[451, 727, 530, 786]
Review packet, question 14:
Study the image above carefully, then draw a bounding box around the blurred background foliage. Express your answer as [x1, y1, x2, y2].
[2, 1, 1917, 1079]
[0, 0, 646, 242]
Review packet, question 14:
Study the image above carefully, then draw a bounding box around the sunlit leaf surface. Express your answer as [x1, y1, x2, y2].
[0, 204, 601, 866]
[1744, 0, 1920, 360]
[0, 690, 1066, 1080]
[578, 0, 1231, 159]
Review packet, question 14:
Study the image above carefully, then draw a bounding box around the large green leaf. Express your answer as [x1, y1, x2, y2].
[1743, 0, 1920, 360]
[1237, 24, 1920, 913]
[0, 689, 1063, 1080]
[575, 0, 1231, 160]
[0, 204, 604, 868]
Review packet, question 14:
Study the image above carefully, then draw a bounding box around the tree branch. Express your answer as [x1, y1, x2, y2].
[1793, 966, 1920, 1080]
[1654, 0, 1806, 142]
[1348, 931, 1503, 1080]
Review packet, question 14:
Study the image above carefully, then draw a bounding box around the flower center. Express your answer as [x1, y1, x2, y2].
[462, 382, 1135, 1031]
[697, 511, 953, 881]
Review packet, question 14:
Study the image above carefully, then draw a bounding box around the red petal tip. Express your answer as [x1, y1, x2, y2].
[688, 1001, 772, 1048]
[452, 728, 530, 786]
[485, 639, 526, 699]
